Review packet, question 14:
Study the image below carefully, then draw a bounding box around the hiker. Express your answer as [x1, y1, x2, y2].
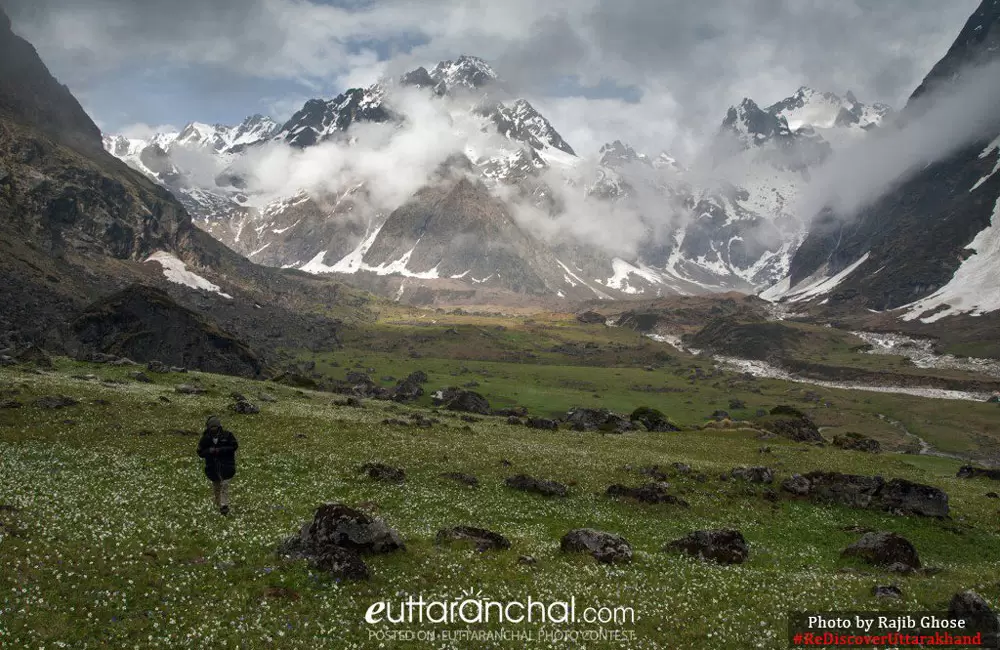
[197, 415, 239, 515]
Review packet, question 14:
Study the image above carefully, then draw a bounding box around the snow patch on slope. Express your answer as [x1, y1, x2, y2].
[764, 252, 870, 303]
[146, 252, 232, 299]
[901, 196, 1000, 323]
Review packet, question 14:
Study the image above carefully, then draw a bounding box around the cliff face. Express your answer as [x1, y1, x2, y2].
[786, 0, 1000, 312]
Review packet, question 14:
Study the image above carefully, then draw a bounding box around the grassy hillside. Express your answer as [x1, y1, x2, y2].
[2, 325, 1000, 647]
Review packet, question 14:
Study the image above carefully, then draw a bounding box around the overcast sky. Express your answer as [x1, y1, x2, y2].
[3, 0, 981, 158]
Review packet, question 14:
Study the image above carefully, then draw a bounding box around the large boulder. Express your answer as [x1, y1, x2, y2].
[436, 526, 511, 552]
[841, 531, 920, 570]
[730, 466, 774, 484]
[526, 417, 559, 430]
[300, 503, 405, 555]
[795, 472, 949, 517]
[606, 483, 689, 506]
[505, 474, 568, 497]
[665, 529, 749, 564]
[801, 471, 885, 509]
[64, 285, 265, 378]
[359, 462, 405, 483]
[433, 388, 491, 414]
[277, 504, 404, 580]
[629, 407, 680, 432]
[948, 590, 995, 617]
[875, 478, 949, 518]
[391, 377, 424, 403]
[957, 465, 1000, 481]
[565, 408, 635, 433]
[832, 432, 881, 453]
[758, 406, 823, 442]
[560, 528, 632, 564]
[781, 474, 811, 496]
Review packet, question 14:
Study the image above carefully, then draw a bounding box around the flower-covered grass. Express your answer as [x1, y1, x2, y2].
[1, 354, 999, 649]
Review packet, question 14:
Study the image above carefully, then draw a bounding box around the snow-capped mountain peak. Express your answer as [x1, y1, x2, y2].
[429, 55, 498, 94]
[767, 86, 892, 131]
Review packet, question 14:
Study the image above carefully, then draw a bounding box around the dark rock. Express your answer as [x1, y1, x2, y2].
[957, 465, 1000, 481]
[0, 399, 23, 409]
[517, 555, 538, 565]
[66, 286, 265, 378]
[872, 585, 902, 599]
[34, 395, 78, 409]
[345, 371, 372, 384]
[842, 531, 920, 569]
[629, 406, 680, 432]
[492, 407, 528, 417]
[230, 399, 260, 415]
[146, 360, 170, 374]
[728, 398, 747, 410]
[278, 504, 404, 576]
[666, 529, 749, 564]
[781, 474, 811, 496]
[406, 370, 429, 384]
[560, 528, 632, 564]
[671, 462, 691, 474]
[526, 417, 559, 430]
[711, 410, 730, 421]
[391, 377, 424, 403]
[639, 465, 669, 482]
[507, 416, 523, 425]
[505, 474, 568, 497]
[606, 483, 689, 506]
[832, 432, 882, 453]
[15, 345, 53, 369]
[359, 462, 405, 483]
[433, 388, 491, 414]
[128, 371, 152, 383]
[436, 526, 511, 552]
[311, 546, 370, 580]
[987, 492, 999, 499]
[566, 407, 635, 433]
[175, 384, 206, 395]
[339, 396, 364, 408]
[440, 472, 478, 487]
[802, 471, 883, 509]
[730, 466, 774, 484]
[948, 590, 995, 617]
[576, 311, 605, 324]
[761, 407, 823, 442]
[876, 478, 949, 517]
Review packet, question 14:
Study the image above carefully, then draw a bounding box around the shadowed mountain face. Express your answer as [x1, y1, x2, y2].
[0, 9, 102, 156]
[0, 5, 361, 361]
[786, 0, 1000, 313]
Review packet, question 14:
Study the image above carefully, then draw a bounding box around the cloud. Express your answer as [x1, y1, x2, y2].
[797, 59, 1000, 221]
[4, 0, 981, 151]
[119, 122, 180, 139]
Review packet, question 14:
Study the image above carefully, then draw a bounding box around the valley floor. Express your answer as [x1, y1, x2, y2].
[2, 311, 1000, 648]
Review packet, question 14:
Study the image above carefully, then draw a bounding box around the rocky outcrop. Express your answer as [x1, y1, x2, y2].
[277, 503, 405, 580]
[505, 474, 568, 497]
[629, 407, 680, 432]
[565, 408, 635, 433]
[832, 432, 881, 453]
[957, 465, 1000, 480]
[64, 285, 264, 378]
[606, 483, 689, 506]
[794, 471, 949, 517]
[560, 528, 632, 564]
[432, 387, 491, 414]
[436, 526, 511, 552]
[841, 531, 920, 570]
[665, 529, 749, 564]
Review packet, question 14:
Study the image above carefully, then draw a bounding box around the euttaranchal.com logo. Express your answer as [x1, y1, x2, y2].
[364, 588, 637, 626]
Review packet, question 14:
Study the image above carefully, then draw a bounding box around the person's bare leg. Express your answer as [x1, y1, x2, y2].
[219, 480, 230, 515]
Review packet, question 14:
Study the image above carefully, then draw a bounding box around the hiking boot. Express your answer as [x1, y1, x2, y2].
[220, 505, 230, 516]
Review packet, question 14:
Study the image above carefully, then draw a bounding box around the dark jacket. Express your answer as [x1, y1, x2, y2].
[197, 428, 238, 481]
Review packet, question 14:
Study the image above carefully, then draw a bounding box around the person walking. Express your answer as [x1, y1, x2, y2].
[197, 415, 239, 515]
